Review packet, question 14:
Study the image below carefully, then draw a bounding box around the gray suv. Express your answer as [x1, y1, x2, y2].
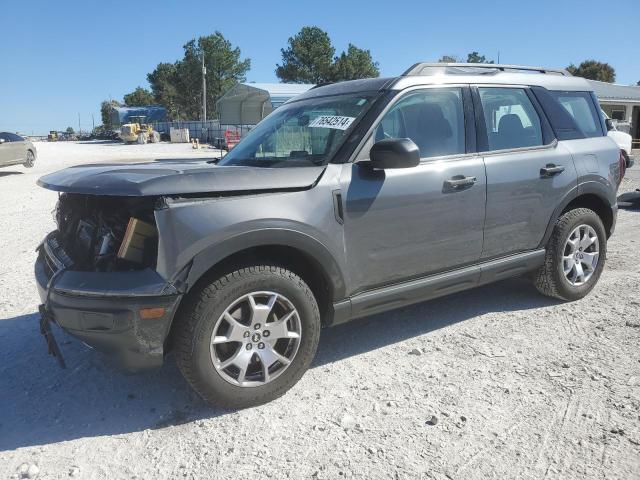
[35, 63, 625, 408]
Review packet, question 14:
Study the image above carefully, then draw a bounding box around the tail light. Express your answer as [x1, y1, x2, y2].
[619, 150, 626, 184]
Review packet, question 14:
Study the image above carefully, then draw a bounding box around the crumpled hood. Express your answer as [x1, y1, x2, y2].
[37, 161, 326, 196]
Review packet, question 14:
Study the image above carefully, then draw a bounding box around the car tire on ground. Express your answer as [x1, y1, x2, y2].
[534, 207, 607, 301]
[174, 265, 321, 409]
[23, 150, 35, 168]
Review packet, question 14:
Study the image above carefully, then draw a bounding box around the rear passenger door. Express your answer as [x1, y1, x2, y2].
[342, 86, 487, 293]
[475, 86, 577, 259]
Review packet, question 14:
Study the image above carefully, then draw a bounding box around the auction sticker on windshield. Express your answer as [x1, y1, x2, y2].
[308, 115, 355, 130]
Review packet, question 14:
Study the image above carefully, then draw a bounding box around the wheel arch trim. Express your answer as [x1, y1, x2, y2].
[184, 228, 347, 301]
[539, 183, 615, 248]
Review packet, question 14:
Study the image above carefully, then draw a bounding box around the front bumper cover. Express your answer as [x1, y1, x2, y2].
[35, 234, 183, 372]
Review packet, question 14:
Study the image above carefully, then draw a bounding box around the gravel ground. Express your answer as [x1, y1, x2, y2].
[1, 141, 639, 480]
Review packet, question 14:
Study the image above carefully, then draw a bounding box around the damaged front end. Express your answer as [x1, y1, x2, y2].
[34, 161, 326, 371]
[53, 194, 159, 273]
[35, 193, 184, 371]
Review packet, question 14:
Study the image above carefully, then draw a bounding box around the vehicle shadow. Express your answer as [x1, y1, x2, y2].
[617, 190, 640, 210]
[0, 171, 24, 178]
[0, 277, 557, 451]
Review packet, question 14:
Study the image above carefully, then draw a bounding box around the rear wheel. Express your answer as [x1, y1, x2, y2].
[175, 265, 320, 408]
[23, 150, 35, 168]
[534, 208, 606, 301]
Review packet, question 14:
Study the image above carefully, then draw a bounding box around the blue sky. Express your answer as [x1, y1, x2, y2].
[1, 0, 638, 134]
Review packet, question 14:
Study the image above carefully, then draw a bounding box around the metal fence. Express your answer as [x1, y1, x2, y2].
[152, 120, 252, 143]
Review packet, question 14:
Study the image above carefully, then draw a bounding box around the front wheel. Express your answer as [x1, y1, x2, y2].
[23, 150, 35, 168]
[174, 266, 320, 409]
[534, 208, 606, 301]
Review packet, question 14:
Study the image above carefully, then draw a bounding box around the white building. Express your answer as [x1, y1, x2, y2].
[588, 80, 640, 148]
[216, 83, 314, 126]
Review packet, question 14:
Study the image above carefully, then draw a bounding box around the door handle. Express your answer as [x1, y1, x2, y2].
[444, 175, 477, 189]
[540, 164, 565, 177]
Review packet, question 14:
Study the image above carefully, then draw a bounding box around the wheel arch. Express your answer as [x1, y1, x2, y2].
[180, 230, 347, 327]
[540, 187, 615, 248]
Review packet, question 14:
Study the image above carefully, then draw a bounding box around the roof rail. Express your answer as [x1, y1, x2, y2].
[402, 63, 571, 77]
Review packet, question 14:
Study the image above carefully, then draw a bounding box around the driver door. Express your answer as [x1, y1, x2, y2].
[340, 86, 487, 293]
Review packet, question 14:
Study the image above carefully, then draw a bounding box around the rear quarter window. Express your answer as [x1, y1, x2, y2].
[550, 91, 602, 138]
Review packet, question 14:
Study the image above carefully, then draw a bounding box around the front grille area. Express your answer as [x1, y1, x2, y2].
[42, 250, 57, 279]
[41, 233, 74, 280]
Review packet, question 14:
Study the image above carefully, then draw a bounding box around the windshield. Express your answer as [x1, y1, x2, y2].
[218, 93, 376, 167]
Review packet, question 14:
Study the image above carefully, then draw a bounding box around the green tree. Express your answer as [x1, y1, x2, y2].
[100, 99, 121, 130]
[146, 32, 250, 120]
[467, 51, 494, 64]
[147, 63, 181, 118]
[566, 60, 615, 82]
[276, 27, 379, 84]
[123, 87, 155, 106]
[332, 44, 379, 81]
[65, 127, 75, 134]
[276, 27, 335, 83]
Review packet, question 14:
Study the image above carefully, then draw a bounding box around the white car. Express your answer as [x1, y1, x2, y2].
[0, 132, 37, 168]
[602, 111, 633, 167]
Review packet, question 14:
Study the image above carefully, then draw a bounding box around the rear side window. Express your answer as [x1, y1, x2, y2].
[374, 88, 466, 158]
[478, 87, 543, 150]
[550, 91, 602, 138]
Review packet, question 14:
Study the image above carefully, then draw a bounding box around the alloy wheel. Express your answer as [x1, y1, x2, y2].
[562, 224, 599, 286]
[209, 291, 302, 387]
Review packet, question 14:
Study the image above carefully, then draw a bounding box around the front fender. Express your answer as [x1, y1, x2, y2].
[153, 187, 348, 301]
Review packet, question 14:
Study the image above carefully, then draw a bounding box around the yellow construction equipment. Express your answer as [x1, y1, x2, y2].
[119, 116, 160, 144]
[47, 131, 59, 142]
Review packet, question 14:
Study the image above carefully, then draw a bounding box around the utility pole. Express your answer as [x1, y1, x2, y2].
[91, 114, 95, 131]
[202, 52, 207, 121]
[78, 113, 81, 134]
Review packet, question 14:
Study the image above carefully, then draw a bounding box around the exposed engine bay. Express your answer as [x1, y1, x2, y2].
[54, 193, 159, 272]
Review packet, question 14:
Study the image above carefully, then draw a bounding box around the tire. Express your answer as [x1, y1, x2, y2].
[534, 208, 606, 301]
[149, 131, 160, 143]
[23, 150, 35, 168]
[137, 133, 148, 144]
[175, 265, 321, 409]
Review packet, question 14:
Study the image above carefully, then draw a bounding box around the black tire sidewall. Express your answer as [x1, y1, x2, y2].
[552, 209, 607, 301]
[188, 268, 320, 407]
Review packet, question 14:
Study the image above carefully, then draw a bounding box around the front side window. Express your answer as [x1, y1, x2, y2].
[478, 87, 543, 150]
[374, 88, 465, 158]
[218, 93, 376, 167]
[550, 91, 602, 138]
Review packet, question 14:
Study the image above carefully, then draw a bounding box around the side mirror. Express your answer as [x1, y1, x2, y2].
[605, 118, 615, 131]
[367, 138, 420, 169]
